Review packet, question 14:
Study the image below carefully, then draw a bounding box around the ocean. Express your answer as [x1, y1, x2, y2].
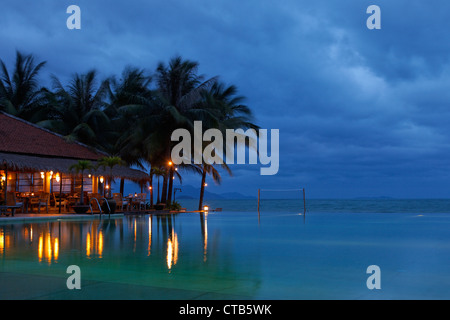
[178, 198, 450, 214]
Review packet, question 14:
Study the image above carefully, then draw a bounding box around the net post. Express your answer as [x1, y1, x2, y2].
[257, 189, 260, 212]
[303, 188, 306, 215]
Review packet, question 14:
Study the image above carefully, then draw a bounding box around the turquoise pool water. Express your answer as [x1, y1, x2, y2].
[1, 211, 450, 299]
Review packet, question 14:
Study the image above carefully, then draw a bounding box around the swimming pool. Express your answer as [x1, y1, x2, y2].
[1, 211, 449, 299]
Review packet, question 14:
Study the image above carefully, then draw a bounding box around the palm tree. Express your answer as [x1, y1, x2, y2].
[195, 81, 259, 210]
[153, 56, 218, 203]
[151, 167, 166, 203]
[115, 56, 217, 206]
[97, 156, 125, 197]
[39, 70, 112, 150]
[0, 51, 48, 122]
[69, 160, 95, 205]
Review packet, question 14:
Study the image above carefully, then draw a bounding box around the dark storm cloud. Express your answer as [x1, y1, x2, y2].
[1, 0, 450, 198]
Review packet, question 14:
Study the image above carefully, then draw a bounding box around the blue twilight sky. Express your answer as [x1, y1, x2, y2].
[1, 0, 450, 198]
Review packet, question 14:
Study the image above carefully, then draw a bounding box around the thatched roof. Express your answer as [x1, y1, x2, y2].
[0, 112, 103, 160]
[0, 152, 148, 182]
[0, 112, 150, 182]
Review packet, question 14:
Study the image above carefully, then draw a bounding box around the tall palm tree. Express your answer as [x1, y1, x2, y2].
[39, 70, 112, 150]
[151, 167, 166, 203]
[97, 156, 125, 197]
[69, 160, 95, 205]
[0, 51, 48, 122]
[117, 56, 217, 206]
[195, 81, 259, 210]
[153, 56, 218, 204]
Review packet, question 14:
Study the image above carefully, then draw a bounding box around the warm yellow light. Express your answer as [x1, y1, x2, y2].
[55, 173, 60, 183]
[105, 185, 109, 189]
[1, 176, 5, 181]
[98, 230, 103, 258]
[149, 186, 152, 190]
[175, 168, 178, 171]
[40, 172, 45, 179]
[88, 174, 91, 178]
[203, 205, 209, 211]
[99, 176, 104, 183]
[54, 238, 59, 261]
[38, 234, 43, 262]
[168, 161, 173, 166]
[204, 183, 208, 187]
[50, 171, 53, 176]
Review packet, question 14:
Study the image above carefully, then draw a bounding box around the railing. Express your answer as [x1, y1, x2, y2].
[89, 197, 102, 216]
[89, 197, 111, 218]
[101, 198, 111, 218]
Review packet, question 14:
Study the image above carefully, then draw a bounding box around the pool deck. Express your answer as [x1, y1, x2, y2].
[0, 209, 190, 223]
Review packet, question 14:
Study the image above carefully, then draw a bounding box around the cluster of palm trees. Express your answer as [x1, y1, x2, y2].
[0, 51, 258, 210]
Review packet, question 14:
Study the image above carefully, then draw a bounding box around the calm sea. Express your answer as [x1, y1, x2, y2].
[178, 198, 450, 214]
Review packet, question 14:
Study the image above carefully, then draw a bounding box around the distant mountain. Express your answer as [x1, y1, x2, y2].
[174, 185, 254, 200]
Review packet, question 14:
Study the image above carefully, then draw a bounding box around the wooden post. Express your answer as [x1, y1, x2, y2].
[59, 173, 63, 213]
[3, 164, 7, 204]
[257, 189, 260, 212]
[303, 188, 306, 216]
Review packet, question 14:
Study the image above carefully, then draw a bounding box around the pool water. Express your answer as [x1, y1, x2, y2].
[1, 211, 450, 299]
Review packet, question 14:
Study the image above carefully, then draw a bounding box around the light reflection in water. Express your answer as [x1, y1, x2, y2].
[1, 213, 219, 273]
[166, 232, 179, 270]
[200, 213, 208, 262]
[0, 230, 5, 253]
[0, 213, 262, 298]
[37, 231, 59, 264]
[148, 216, 152, 256]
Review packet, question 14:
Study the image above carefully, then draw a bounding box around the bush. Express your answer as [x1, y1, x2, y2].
[168, 201, 181, 211]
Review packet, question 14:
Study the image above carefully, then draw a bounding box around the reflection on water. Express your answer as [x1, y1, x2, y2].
[0, 213, 254, 271]
[0, 213, 262, 298]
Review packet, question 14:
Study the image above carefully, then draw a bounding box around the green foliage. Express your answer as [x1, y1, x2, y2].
[168, 200, 182, 211]
[0, 52, 259, 206]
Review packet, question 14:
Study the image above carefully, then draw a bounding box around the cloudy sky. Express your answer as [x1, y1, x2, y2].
[2, 0, 450, 198]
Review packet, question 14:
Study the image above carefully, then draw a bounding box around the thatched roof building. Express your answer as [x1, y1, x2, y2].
[0, 111, 148, 182]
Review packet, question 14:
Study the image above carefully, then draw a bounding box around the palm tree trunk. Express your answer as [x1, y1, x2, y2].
[161, 171, 168, 204]
[80, 171, 84, 204]
[157, 177, 160, 203]
[149, 170, 154, 207]
[167, 166, 174, 205]
[198, 166, 207, 211]
[120, 178, 124, 196]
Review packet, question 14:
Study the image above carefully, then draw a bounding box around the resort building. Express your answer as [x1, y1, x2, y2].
[0, 111, 149, 214]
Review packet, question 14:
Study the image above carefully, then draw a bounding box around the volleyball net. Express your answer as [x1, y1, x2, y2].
[257, 188, 306, 214]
